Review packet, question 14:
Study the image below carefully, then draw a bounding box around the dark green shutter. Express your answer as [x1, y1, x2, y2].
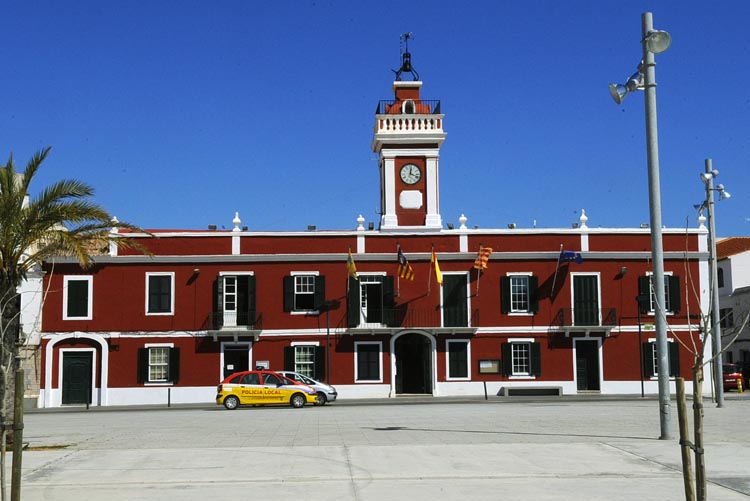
[501, 343, 512, 376]
[213, 278, 223, 328]
[642, 343, 655, 377]
[284, 346, 294, 371]
[530, 342, 542, 377]
[314, 346, 326, 381]
[137, 348, 148, 384]
[383, 276, 396, 326]
[529, 276, 539, 313]
[669, 341, 680, 377]
[314, 276, 326, 310]
[283, 276, 294, 312]
[500, 277, 511, 314]
[347, 277, 359, 327]
[638, 276, 651, 314]
[169, 348, 180, 384]
[669, 275, 681, 314]
[246, 275, 256, 325]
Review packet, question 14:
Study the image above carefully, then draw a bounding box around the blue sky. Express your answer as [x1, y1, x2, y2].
[2, 1, 749, 237]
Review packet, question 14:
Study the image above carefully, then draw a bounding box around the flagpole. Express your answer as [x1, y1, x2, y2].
[428, 244, 433, 295]
[550, 244, 563, 298]
[476, 244, 482, 297]
[396, 243, 401, 298]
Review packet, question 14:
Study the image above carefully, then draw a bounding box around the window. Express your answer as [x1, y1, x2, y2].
[346, 274, 395, 328]
[284, 344, 325, 380]
[717, 267, 725, 288]
[146, 272, 174, 315]
[501, 340, 541, 377]
[137, 345, 180, 384]
[215, 273, 256, 328]
[638, 274, 681, 314]
[642, 340, 680, 378]
[63, 276, 93, 320]
[283, 273, 324, 313]
[501, 275, 539, 314]
[720, 308, 734, 329]
[355, 342, 382, 382]
[446, 340, 470, 379]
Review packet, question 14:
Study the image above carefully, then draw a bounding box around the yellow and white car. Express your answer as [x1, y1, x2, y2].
[216, 370, 318, 409]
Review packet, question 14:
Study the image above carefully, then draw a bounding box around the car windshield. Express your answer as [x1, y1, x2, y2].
[723, 365, 740, 374]
[297, 374, 317, 385]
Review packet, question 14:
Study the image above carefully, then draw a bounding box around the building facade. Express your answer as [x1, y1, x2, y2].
[36, 57, 712, 407]
[717, 237, 750, 364]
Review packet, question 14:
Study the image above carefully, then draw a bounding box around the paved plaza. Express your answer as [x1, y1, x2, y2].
[15, 394, 750, 500]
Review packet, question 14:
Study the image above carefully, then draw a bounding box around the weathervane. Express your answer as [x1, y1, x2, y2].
[392, 32, 419, 81]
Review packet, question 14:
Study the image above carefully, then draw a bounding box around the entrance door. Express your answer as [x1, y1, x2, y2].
[443, 274, 468, 327]
[576, 340, 601, 391]
[62, 352, 93, 405]
[223, 344, 250, 379]
[395, 334, 432, 394]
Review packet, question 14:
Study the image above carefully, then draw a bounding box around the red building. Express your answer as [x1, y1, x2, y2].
[37, 53, 711, 407]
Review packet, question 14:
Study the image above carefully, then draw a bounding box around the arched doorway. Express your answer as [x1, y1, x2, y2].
[394, 332, 433, 394]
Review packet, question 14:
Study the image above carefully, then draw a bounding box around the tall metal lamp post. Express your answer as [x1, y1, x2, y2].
[700, 159, 730, 407]
[609, 12, 673, 439]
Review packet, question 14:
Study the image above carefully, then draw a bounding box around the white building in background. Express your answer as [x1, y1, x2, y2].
[717, 237, 750, 364]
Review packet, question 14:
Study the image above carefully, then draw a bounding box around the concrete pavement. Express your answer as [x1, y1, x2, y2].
[16, 394, 750, 500]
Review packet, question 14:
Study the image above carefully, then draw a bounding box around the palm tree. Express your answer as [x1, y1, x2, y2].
[0, 147, 144, 500]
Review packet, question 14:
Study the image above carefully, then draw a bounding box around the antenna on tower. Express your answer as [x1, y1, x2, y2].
[392, 32, 419, 81]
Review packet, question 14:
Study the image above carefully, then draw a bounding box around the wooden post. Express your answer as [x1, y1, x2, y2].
[11, 368, 24, 501]
[676, 378, 695, 501]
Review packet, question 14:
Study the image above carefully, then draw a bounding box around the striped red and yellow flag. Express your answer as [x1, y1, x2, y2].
[473, 246, 493, 270]
[397, 246, 415, 280]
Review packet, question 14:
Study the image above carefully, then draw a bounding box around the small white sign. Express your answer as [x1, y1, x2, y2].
[227, 364, 234, 370]
[399, 190, 423, 209]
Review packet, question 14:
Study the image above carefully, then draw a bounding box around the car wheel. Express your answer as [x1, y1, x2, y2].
[224, 395, 240, 410]
[290, 393, 306, 408]
[315, 392, 328, 405]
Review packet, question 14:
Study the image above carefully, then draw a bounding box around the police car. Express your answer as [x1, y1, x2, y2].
[216, 370, 318, 409]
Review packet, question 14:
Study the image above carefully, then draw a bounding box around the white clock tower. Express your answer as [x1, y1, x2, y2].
[371, 38, 446, 230]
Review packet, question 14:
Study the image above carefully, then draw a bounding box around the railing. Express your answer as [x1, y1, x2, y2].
[554, 308, 617, 328]
[376, 99, 441, 115]
[353, 307, 479, 329]
[203, 312, 262, 331]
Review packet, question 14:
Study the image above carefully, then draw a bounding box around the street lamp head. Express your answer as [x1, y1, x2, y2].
[644, 29, 672, 54]
[609, 83, 628, 104]
[609, 71, 644, 104]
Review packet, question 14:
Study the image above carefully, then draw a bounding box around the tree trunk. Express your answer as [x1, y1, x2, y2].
[693, 362, 706, 500]
[0, 280, 21, 501]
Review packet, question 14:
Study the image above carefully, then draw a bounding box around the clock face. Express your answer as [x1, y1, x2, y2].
[399, 164, 422, 185]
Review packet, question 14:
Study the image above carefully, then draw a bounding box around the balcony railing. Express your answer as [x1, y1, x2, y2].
[203, 312, 262, 332]
[554, 308, 617, 329]
[375, 99, 441, 115]
[352, 307, 479, 330]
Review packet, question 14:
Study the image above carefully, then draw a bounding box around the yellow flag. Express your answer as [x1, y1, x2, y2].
[431, 249, 442, 285]
[347, 249, 358, 279]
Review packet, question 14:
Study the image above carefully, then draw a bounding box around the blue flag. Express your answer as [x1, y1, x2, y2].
[560, 250, 583, 264]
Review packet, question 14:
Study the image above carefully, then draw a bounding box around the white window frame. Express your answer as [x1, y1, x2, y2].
[145, 272, 175, 316]
[354, 341, 383, 383]
[144, 342, 174, 385]
[358, 272, 387, 327]
[63, 275, 93, 320]
[218, 271, 254, 326]
[508, 337, 536, 379]
[647, 337, 674, 379]
[646, 271, 674, 315]
[290, 271, 320, 315]
[445, 339, 471, 381]
[506, 272, 533, 315]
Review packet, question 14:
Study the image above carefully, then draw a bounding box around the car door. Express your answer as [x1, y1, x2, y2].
[261, 372, 286, 404]
[238, 372, 262, 404]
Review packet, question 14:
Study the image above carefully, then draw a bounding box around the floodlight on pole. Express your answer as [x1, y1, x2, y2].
[609, 12, 672, 440]
[700, 159, 730, 408]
